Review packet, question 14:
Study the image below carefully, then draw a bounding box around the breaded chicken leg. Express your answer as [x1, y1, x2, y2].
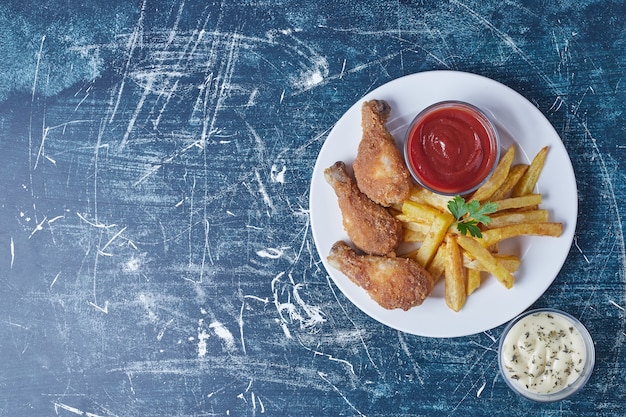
[324, 161, 403, 256]
[353, 100, 412, 207]
[327, 241, 434, 311]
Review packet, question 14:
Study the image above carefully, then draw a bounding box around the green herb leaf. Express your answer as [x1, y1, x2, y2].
[447, 196, 497, 238]
[448, 195, 469, 221]
[469, 201, 497, 225]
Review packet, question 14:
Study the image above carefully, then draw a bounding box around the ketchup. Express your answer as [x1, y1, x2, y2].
[404, 101, 499, 195]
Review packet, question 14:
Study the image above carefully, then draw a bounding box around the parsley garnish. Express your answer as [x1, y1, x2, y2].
[447, 195, 497, 238]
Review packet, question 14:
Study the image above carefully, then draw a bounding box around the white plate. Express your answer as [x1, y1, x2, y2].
[309, 71, 577, 338]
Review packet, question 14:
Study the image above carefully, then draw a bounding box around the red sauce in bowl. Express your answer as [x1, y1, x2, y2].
[404, 101, 499, 195]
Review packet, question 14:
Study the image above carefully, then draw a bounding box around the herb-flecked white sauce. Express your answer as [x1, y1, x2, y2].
[501, 312, 586, 394]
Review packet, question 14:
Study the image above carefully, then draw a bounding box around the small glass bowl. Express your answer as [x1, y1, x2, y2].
[498, 308, 595, 402]
[404, 100, 500, 196]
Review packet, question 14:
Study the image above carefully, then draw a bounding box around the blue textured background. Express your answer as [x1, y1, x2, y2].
[0, 1, 624, 415]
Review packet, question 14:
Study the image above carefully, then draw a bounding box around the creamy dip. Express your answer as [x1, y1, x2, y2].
[501, 311, 586, 394]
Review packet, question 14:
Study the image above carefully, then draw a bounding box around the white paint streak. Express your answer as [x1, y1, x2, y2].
[244, 295, 269, 304]
[35, 120, 91, 169]
[318, 372, 365, 416]
[469, 340, 497, 352]
[76, 212, 117, 229]
[483, 331, 497, 343]
[28, 216, 47, 239]
[574, 235, 591, 264]
[477, 380, 487, 397]
[110, 0, 146, 124]
[119, 75, 153, 151]
[197, 320, 209, 358]
[323, 275, 380, 372]
[89, 300, 109, 314]
[398, 331, 424, 385]
[50, 272, 60, 289]
[157, 318, 174, 341]
[270, 164, 286, 183]
[276, 318, 292, 338]
[98, 226, 128, 256]
[139, 293, 158, 323]
[48, 215, 65, 223]
[272, 272, 327, 334]
[53, 402, 106, 417]
[10, 237, 14, 269]
[238, 301, 247, 355]
[210, 320, 236, 352]
[255, 169, 274, 214]
[256, 247, 288, 259]
[290, 54, 328, 92]
[123, 256, 142, 273]
[297, 335, 355, 375]
[292, 283, 326, 327]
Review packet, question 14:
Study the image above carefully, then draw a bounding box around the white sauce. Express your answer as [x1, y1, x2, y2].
[501, 312, 586, 394]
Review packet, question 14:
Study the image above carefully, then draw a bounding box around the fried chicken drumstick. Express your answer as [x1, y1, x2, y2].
[324, 161, 403, 256]
[353, 99, 412, 207]
[327, 241, 434, 311]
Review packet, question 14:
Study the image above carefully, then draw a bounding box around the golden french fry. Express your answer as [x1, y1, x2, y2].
[471, 145, 515, 202]
[512, 146, 549, 197]
[427, 243, 447, 283]
[401, 200, 441, 223]
[487, 209, 549, 229]
[480, 222, 563, 247]
[408, 187, 454, 212]
[401, 219, 430, 233]
[456, 234, 515, 289]
[466, 268, 482, 295]
[492, 194, 542, 212]
[396, 213, 431, 227]
[397, 217, 429, 242]
[415, 212, 455, 268]
[445, 235, 466, 311]
[464, 253, 521, 273]
[489, 164, 528, 201]
[403, 228, 427, 242]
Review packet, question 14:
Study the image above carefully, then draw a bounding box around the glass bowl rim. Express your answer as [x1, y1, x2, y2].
[403, 100, 501, 196]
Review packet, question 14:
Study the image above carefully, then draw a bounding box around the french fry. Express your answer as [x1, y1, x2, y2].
[415, 212, 455, 268]
[512, 146, 549, 197]
[480, 222, 563, 247]
[397, 216, 430, 242]
[399, 243, 446, 284]
[445, 235, 466, 311]
[464, 253, 521, 273]
[401, 219, 430, 233]
[456, 234, 515, 289]
[403, 228, 427, 242]
[471, 145, 515, 202]
[401, 200, 441, 223]
[489, 164, 528, 201]
[466, 268, 482, 295]
[492, 194, 542, 212]
[487, 209, 549, 229]
[427, 243, 447, 283]
[396, 213, 431, 227]
[408, 187, 454, 212]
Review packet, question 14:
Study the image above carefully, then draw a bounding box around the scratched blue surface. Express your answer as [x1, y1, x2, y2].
[0, 0, 625, 416]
